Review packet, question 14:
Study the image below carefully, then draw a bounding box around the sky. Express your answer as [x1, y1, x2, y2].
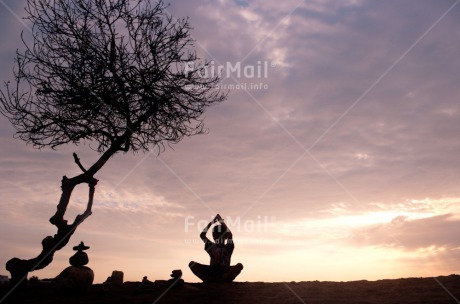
[1, 0, 460, 284]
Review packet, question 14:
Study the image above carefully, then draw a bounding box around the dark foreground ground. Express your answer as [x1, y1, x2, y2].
[1, 275, 460, 304]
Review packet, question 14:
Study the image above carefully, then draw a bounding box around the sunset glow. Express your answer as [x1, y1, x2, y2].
[1, 0, 460, 285]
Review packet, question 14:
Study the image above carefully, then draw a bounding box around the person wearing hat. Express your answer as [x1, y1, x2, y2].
[189, 214, 243, 282]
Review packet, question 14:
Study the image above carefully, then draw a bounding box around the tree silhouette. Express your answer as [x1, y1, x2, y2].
[0, 0, 225, 286]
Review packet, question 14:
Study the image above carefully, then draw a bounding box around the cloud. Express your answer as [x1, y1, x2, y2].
[234, 0, 249, 8]
[350, 214, 460, 250]
[0, 0, 29, 73]
[348, 212, 460, 275]
[2, 0, 460, 282]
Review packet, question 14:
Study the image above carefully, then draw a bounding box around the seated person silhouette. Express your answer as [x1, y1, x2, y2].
[189, 214, 243, 282]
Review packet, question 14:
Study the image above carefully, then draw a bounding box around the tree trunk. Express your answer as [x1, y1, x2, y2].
[5, 131, 128, 287]
[5, 151, 109, 287]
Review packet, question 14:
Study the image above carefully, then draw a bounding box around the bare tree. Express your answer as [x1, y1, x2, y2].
[0, 0, 225, 286]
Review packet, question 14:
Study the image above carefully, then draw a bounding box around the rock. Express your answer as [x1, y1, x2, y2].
[170, 269, 182, 279]
[69, 251, 89, 267]
[0, 275, 9, 285]
[168, 278, 184, 288]
[52, 266, 94, 293]
[142, 276, 153, 284]
[73, 242, 90, 251]
[154, 279, 185, 289]
[105, 270, 124, 285]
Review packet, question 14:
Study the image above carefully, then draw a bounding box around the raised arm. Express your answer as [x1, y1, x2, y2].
[216, 214, 233, 241]
[200, 215, 218, 243]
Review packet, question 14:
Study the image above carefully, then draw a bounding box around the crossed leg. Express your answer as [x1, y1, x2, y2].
[189, 261, 244, 282]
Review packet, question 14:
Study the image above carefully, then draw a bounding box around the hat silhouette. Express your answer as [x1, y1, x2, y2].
[73, 241, 90, 251]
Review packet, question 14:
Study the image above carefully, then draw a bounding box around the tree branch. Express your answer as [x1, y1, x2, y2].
[73, 152, 87, 173]
[74, 178, 97, 225]
[6, 177, 98, 287]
